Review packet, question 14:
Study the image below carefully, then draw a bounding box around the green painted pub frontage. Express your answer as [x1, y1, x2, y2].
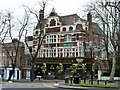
[35, 57, 94, 79]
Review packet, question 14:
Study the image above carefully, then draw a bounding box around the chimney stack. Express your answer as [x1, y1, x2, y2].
[87, 12, 92, 31]
[39, 9, 44, 21]
[87, 12, 93, 41]
[87, 12, 92, 22]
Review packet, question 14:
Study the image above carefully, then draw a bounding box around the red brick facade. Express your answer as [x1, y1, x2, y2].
[33, 9, 108, 71]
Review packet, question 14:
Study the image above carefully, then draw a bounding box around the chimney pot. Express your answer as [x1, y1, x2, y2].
[87, 12, 92, 22]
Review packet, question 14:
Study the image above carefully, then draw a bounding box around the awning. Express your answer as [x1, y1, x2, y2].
[22, 68, 32, 70]
[36, 57, 92, 64]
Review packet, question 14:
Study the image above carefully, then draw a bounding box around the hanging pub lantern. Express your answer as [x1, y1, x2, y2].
[50, 65, 54, 69]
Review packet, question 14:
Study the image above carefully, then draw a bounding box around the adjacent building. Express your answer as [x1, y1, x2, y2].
[21, 36, 33, 79]
[0, 39, 24, 80]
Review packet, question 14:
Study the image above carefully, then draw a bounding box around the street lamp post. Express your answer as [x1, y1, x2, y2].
[98, 51, 101, 80]
[85, 42, 93, 85]
[90, 48, 93, 85]
[85, 43, 104, 84]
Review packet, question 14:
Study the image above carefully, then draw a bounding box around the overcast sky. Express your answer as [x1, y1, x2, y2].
[0, 0, 94, 18]
[0, 0, 96, 41]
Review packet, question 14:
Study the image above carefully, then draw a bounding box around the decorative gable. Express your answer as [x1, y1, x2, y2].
[50, 19, 56, 26]
[49, 8, 58, 17]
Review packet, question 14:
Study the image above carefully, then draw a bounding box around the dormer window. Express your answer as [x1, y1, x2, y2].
[76, 24, 83, 30]
[63, 27, 66, 31]
[69, 26, 73, 31]
[85, 27, 88, 31]
[35, 31, 38, 35]
[57, 23, 60, 25]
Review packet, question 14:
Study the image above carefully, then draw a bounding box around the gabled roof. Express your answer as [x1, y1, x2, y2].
[35, 14, 87, 29]
[92, 22, 103, 35]
[59, 14, 79, 25]
[2, 42, 24, 48]
[35, 11, 103, 35]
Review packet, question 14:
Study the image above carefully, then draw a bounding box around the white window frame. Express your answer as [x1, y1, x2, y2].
[58, 35, 60, 42]
[64, 35, 67, 42]
[9, 52, 12, 56]
[0, 60, 1, 67]
[76, 34, 79, 41]
[68, 34, 72, 41]
[9, 60, 12, 66]
[64, 34, 72, 42]
[13, 52, 16, 56]
[3, 52, 5, 56]
[63, 48, 73, 57]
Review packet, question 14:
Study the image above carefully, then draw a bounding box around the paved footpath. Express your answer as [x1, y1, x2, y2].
[57, 85, 120, 90]
[57, 80, 120, 90]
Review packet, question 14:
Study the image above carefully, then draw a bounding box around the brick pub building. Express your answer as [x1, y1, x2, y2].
[33, 8, 109, 79]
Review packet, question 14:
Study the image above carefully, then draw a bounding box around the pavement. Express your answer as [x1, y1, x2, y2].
[57, 84, 120, 90]
[56, 80, 120, 90]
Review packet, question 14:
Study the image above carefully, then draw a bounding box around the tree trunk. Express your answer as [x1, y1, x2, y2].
[30, 68, 34, 82]
[109, 50, 116, 82]
[30, 63, 36, 82]
[43, 73, 45, 79]
[7, 66, 15, 81]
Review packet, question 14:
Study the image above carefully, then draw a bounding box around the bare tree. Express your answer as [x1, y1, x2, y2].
[86, 0, 119, 82]
[0, 11, 30, 81]
[24, 0, 52, 82]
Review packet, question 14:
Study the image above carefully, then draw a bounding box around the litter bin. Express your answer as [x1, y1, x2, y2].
[70, 76, 73, 84]
[65, 76, 69, 84]
[73, 76, 79, 84]
[36, 76, 41, 80]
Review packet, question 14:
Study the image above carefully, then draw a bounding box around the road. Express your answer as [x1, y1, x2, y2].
[0, 83, 72, 90]
[0, 82, 119, 90]
[1, 81, 60, 89]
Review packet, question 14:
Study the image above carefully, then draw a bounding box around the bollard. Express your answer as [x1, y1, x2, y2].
[105, 80, 107, 85]
[64, 78, 67, 84]
[65, 77, 69, 84]
[70, 76, 73, 84]
[79, 78, 81, 83]
[84, 78, 86, 83]
[89, 79, 91, 84]
[54, 81, 59, 86]
[97, 80, 99, 85]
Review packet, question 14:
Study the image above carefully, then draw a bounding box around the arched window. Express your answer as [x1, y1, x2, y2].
[63, 27, 66, 31]
[85, 27, 88, 31]
[35, 31, 38, 35]
[69, 26, 73, 31]
[76, 24, 83, 30]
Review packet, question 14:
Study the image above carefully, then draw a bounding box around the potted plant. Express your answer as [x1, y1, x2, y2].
[56, 64, 64, 79]
[41, 63, 46, 79]
[56, 64, 63, 74]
